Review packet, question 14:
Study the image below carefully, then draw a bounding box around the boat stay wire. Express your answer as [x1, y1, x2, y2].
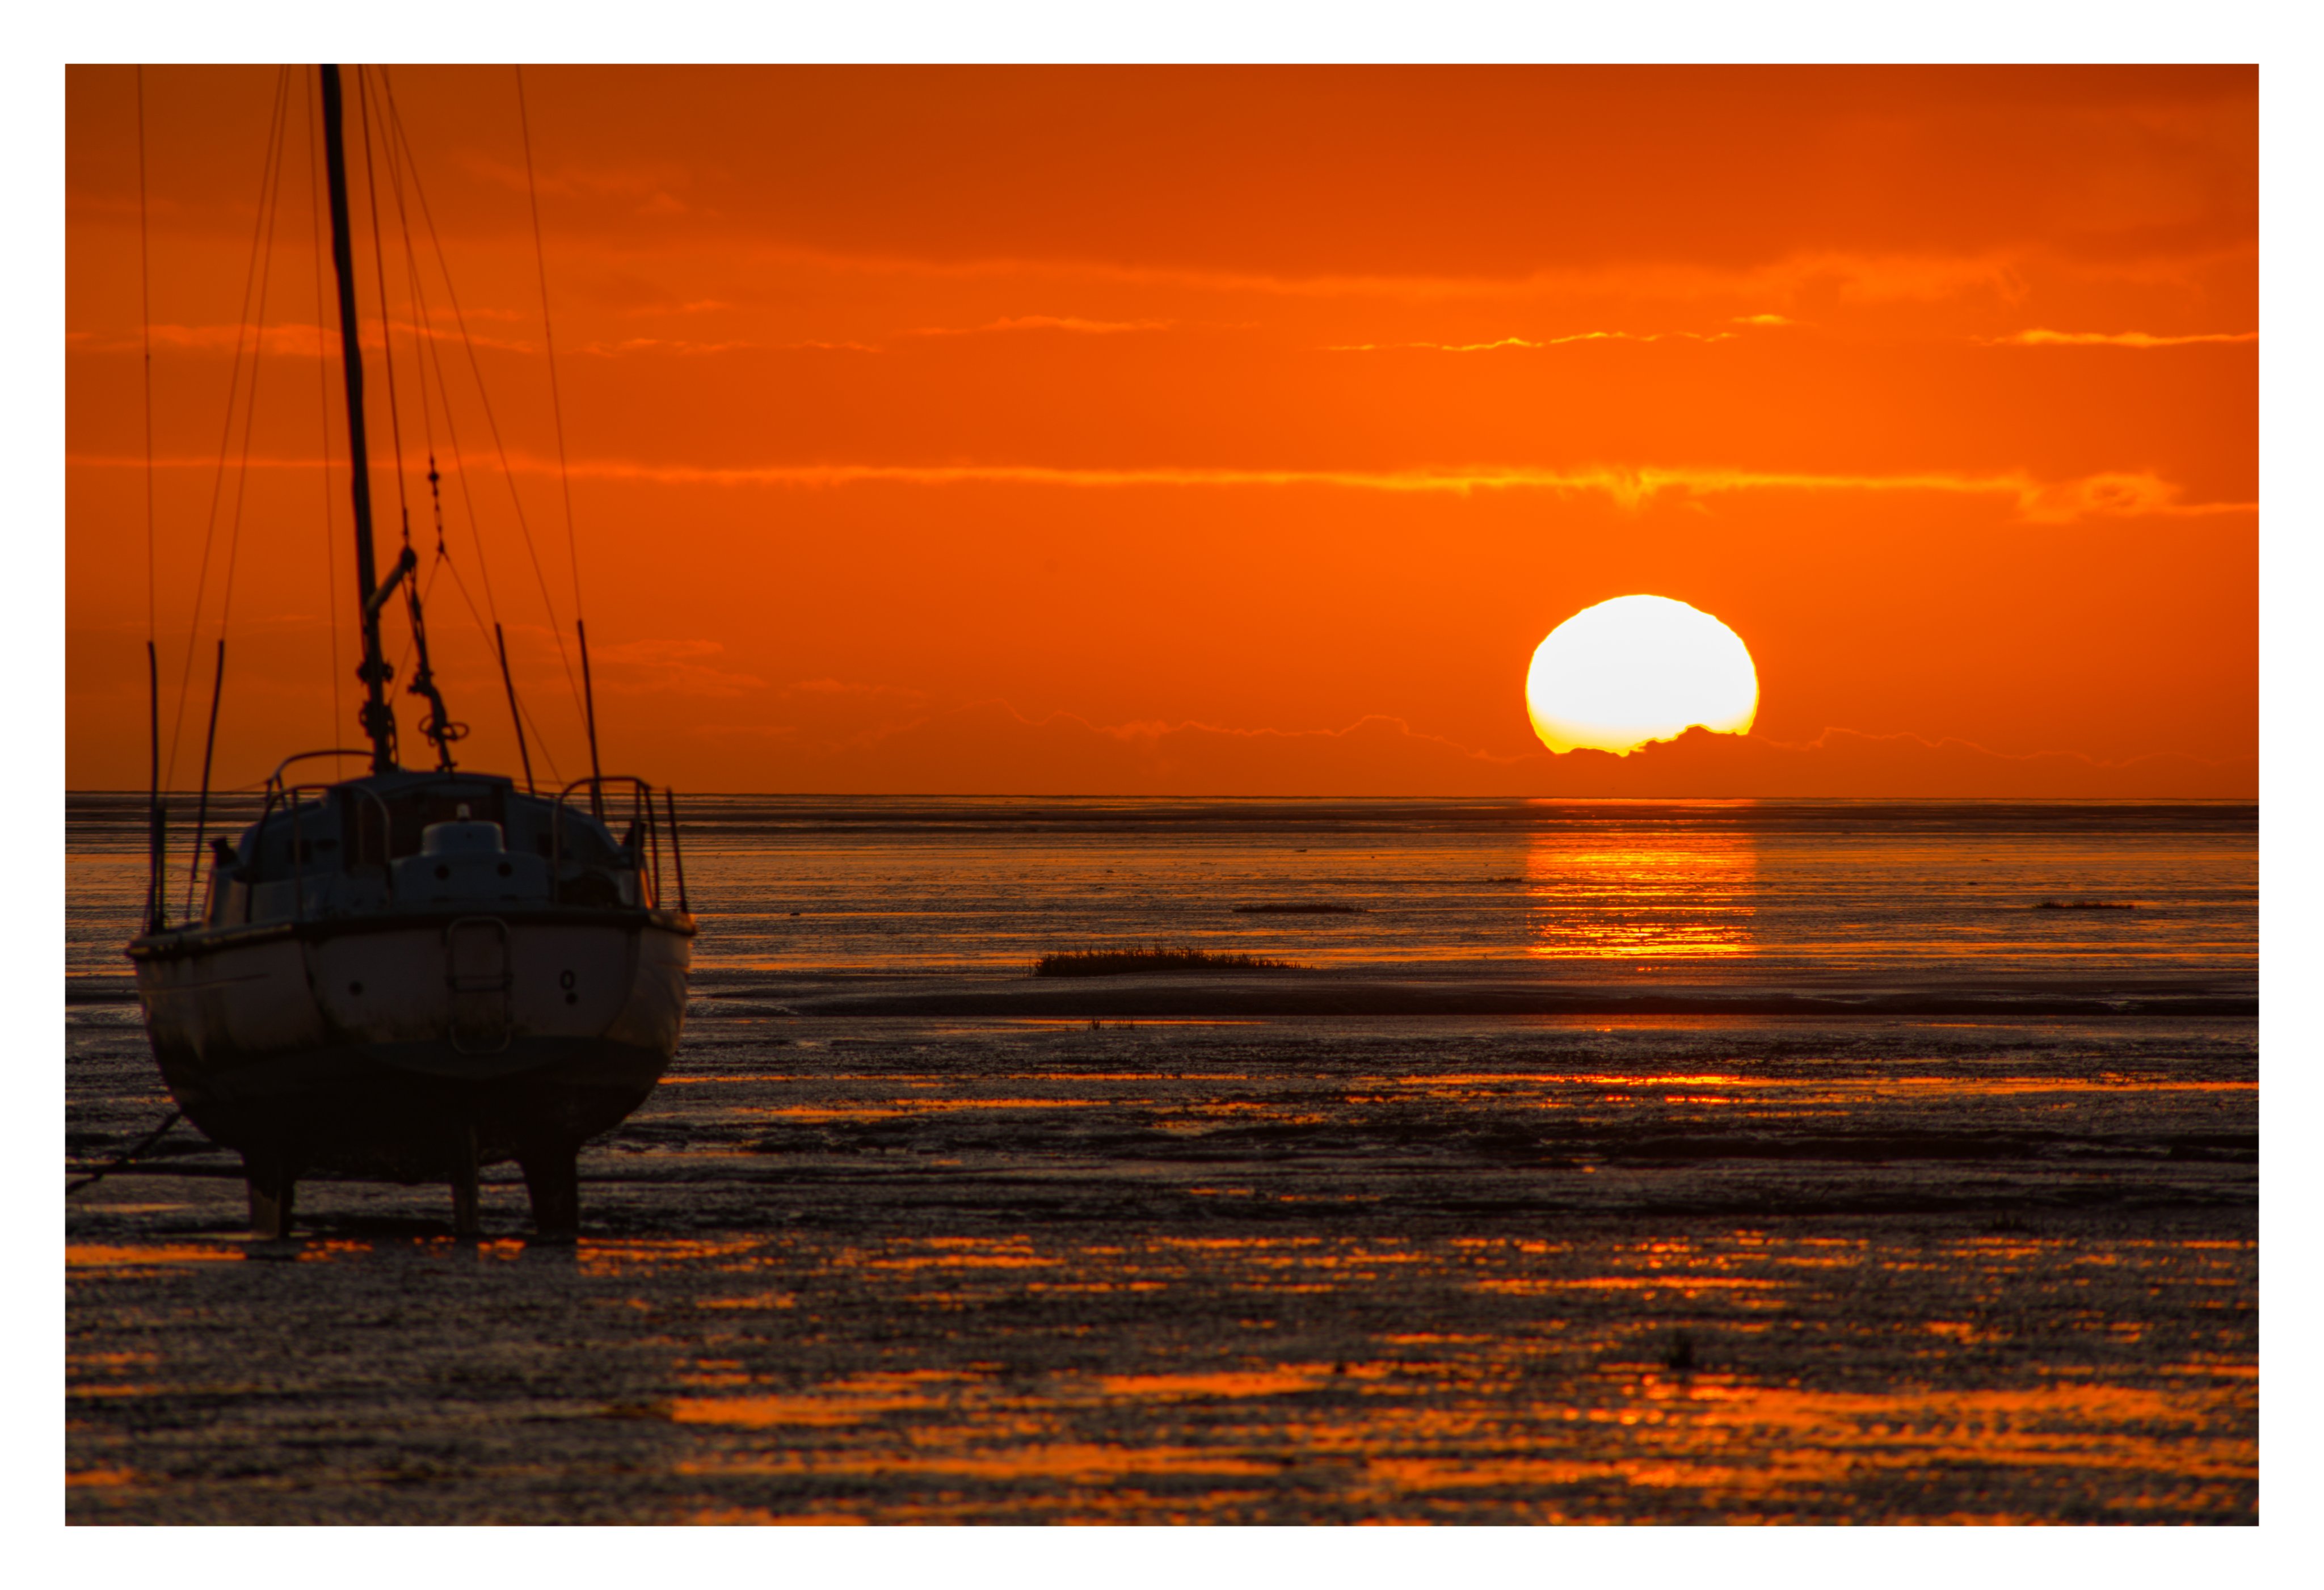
[515, 66, 587, 632]
[356, 68, 567, 790]
[372, 70, 557, 775]
[380, 121, 453, 591]
[355, 69, 462, 772]
[173, 66, 296, 912]
[209, 81, 296, 658]
[137, 70, 162, 928]
[163, 66, 291, 792]
[136, 66, 155, 653]
[377, 72, 591, 743]
[330, 70, 568, 793]
[355, 70, 412, 581]
[145, 641, 163, 932]
[364, 83, 502, 698]
[426, 545, 565, 789]
[146, 66, 587, 826]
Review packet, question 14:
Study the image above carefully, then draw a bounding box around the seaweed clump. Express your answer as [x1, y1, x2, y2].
[1032, 945, 1300, 978]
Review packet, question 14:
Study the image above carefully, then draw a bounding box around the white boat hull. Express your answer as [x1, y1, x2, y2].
[129, 905, 692, 1183]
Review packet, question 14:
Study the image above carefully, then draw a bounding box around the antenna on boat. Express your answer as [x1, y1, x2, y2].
[319, 64, 396, 776]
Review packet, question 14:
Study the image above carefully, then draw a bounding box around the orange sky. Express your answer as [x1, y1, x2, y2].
[64, 65, 2257, 796]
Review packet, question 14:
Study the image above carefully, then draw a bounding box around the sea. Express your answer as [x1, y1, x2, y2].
[65, 796, 2258, 1523]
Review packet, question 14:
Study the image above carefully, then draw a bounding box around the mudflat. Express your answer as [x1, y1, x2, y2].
[68, 1009, 2255, 1524]
[69, 797, 2256, 1522]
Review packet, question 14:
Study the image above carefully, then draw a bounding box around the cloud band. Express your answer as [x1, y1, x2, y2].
[67, 453, 2252, 524]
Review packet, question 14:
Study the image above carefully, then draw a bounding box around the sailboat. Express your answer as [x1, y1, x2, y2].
[125, 65, 694, 1242]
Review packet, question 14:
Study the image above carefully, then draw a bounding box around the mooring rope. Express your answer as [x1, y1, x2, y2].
[66, 1111, 186, 1197]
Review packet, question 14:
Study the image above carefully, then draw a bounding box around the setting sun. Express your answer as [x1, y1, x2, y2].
[61, 58, 2259, 1531]
[1525, 595, 1759, 755]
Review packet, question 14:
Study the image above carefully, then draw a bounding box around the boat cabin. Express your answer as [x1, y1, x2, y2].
[200, 768, 665, 928]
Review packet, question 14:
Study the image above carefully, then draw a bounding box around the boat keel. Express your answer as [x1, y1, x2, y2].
[244, 1149, 297, 1240]
[517, 1138, 580, 1242]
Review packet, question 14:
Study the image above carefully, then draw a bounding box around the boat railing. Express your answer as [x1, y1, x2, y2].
[287, 787, 305, 921]
[253, 777, 395, 915]
[220, 765, 688, 918]
[259, 752, 377, 879]
[279, 780, 395, 916]
[550, 775, 685, 912]
[266, 748, 372, 790]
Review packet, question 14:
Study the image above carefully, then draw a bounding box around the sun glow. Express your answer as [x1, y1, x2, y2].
[1525, 595, 1759, 755]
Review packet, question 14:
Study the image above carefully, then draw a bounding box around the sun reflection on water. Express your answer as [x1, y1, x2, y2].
[1526, 831, 1760, 959]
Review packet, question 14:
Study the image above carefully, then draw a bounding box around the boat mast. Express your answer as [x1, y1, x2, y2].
[320, 64, 396, 776]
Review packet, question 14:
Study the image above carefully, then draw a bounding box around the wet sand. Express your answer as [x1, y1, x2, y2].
[67, 1005, 2256, 1524]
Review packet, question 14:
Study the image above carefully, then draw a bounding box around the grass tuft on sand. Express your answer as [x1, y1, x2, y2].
[1032, 945, 1302, 978]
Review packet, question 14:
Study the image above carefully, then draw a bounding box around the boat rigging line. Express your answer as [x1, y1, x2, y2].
[376, 72, 590, 743]
[515, 67, 588, 642]
[371, 66, 562, 790]
[145, 641, 163, 932]
[182, 66, 297, 914]
[512, 68, 606, 817]
[141, 63, 585, 848]
[66, 1111, 186, 1197]
[163, 65, 291, 793]
[355, 68, 461, 771]
[361, 70, 552, 790]
[120, 64, 699, 1246]
[137, 68, 164, 929]
[210, 86, 292, 654]
[136, 67, 155, 659]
